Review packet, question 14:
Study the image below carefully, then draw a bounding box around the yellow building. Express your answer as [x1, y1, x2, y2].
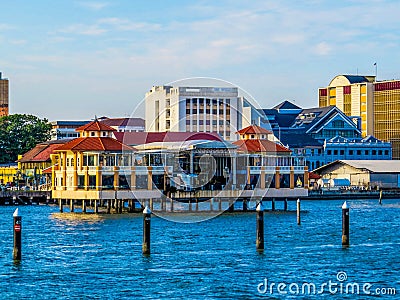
[319, 75, 400, 159]
[17, 140, 68, 189]
[0, 164, 18, 186]
[51, 119, 136, 200]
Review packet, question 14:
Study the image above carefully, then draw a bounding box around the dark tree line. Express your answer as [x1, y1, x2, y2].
[0, 114, 52, 163]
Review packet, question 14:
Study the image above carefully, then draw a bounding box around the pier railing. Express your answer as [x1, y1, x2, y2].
[52, 164, 309, 195]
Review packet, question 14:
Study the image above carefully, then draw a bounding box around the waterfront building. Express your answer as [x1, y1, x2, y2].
[313, 160, 400, 188]
[50, 120, 90, 140]
[99, 117, 145, 133]
[17, 140, 70, 189]
[145, 85, 263, 141]
[318, 74, 400, 159]
[232, 125, 307, 190]
[51, 119, 135, 199]
[261, 101, 391, 170]
[50, 119, 308, 203]
[0, 71, 9, 117]
[0, 163, 18, 186]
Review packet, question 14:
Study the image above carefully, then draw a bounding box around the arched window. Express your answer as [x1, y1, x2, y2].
[71, 158, 75, 167]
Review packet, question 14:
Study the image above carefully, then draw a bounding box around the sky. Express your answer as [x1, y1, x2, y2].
[1, 0, 400, 121]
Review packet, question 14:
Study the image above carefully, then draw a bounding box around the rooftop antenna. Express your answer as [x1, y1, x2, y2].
[374, 62, 378, 80]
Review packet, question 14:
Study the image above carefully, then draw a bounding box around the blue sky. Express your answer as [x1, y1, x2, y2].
[1, 0, 400, 120]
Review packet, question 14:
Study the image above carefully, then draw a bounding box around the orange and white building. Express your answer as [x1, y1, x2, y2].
[319, 74, 400, 159]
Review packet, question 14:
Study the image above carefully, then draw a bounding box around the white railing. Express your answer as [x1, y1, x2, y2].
[293, 166, 306, 173]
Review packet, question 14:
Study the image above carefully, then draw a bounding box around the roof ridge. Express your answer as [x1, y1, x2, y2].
[98, 136, 107, 150]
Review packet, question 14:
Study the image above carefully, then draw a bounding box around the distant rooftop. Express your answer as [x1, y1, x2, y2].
[272, 100, 302, 110]
[100, 117, 145, 127]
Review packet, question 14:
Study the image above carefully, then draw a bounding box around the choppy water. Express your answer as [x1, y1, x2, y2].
[0, 199, 399, 299]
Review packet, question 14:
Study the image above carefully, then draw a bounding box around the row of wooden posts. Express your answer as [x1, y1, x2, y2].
[141, 199, 350, 255]
[11, 200, 350, 260]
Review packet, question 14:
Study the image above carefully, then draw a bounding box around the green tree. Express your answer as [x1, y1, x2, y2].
[0, 114, 52, 163]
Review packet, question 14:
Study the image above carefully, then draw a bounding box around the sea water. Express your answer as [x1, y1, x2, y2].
[0, 199, 399, 299]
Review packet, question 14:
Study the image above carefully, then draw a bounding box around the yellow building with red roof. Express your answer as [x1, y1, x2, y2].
[51, 119, 138, 201]
[233, 125, 308, 189]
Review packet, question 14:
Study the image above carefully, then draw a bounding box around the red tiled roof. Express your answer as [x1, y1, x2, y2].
[75, 119, 116, 132]
[100, 117, 145, 127]
[232, 139, 291, 153]
[18, 142, 68, 163]
[114, 131, 223, 145]
[54, 137, 136, 152]
[236, 125, 272, 135]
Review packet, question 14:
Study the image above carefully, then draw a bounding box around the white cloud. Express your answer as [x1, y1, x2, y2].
[59, 23, 107, 36]
[56, 18, 161, 36]
[0, 23, 14, 31]
[314, 42, 332, 56]
[10, 39, 27, 45]
[77, 1, 110, 11]
[98, 18, 161, 31]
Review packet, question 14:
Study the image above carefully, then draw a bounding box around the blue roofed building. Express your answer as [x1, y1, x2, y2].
[260, 101, 392, 170]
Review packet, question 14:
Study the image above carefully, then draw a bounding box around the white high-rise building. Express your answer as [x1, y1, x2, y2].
[145, 86, 261, 141]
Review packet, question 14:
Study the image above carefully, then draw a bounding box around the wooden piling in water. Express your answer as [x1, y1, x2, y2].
[70, 199, 74, 212]
[59, 199, 63, 213]
[218, 198, 222, 211]
[107, 200, 111, 214]
[170, 198, 174, 212]
[160, 198, 164, 211]
[256, 202, 264, 251]
[243, 199, 248, 211]
[13, 208, 22, 261]
[142, 206, 151, 255]
[283, 199, 288, 211]
[229, 199, 234, 212]
[94, 200, 98, 214]
[114, 199, 119, 214]
[271, 198, 275, 211]
[195, 199, 199, 211]
[342, 201, 350, 247]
